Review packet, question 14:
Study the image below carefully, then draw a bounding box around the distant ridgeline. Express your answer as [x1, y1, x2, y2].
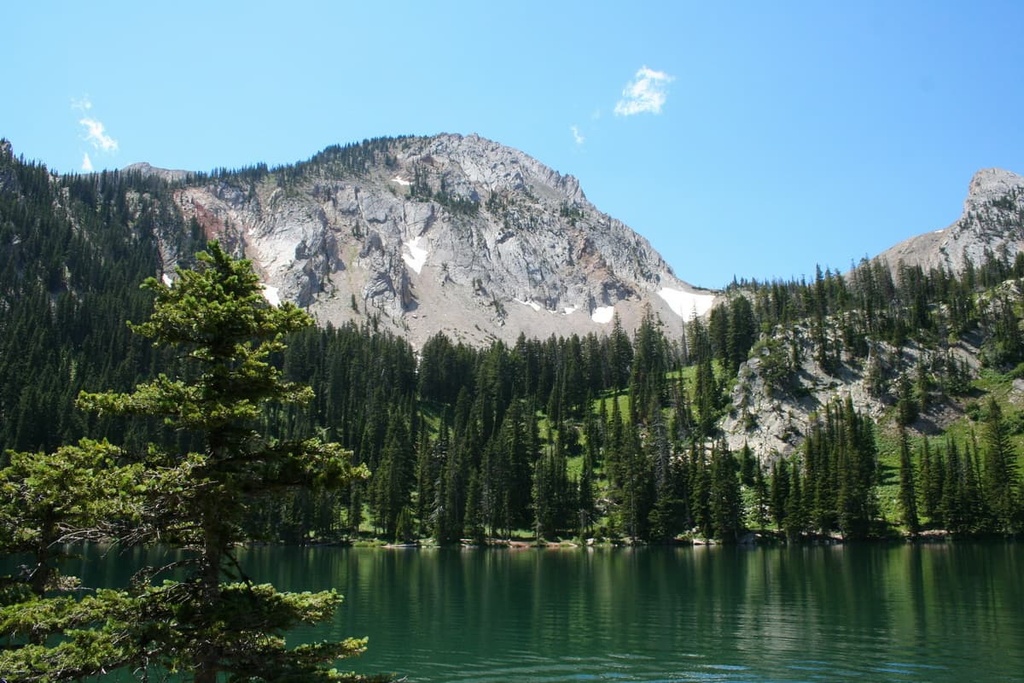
[1, 140, 1022, 542]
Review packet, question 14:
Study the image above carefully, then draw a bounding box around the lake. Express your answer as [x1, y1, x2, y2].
[72, 542, 1024, 682]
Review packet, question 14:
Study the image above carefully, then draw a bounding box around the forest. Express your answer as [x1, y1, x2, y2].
[1, 141, 1023, 554]
[3, 138, 1024, 679]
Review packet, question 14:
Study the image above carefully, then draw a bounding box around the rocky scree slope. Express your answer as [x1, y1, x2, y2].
[164, 134, 715, 348]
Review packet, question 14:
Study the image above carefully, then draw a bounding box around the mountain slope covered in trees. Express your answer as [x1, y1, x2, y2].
[1, 138, 1022, 543]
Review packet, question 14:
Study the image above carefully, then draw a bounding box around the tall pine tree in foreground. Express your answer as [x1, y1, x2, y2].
[1, 243, 375, 681]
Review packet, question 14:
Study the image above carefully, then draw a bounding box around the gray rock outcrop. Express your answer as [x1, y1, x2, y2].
[879, 168, 1024, 275]
[161, 134, 717, 347]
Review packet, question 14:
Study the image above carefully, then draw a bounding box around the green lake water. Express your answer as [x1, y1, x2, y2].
[68, 542, 1024, 682]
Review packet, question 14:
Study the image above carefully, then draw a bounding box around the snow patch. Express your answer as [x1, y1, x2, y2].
[161, 273, 173, 287]
[391, 175, 412, 186]
[262, 284, 281, 307]
[564, 305, 579, 315]
[516, 298, 542, 312]
[658, 287, 716, 319]
[591, 306, 615, 324]
[403, 237, 429, 274]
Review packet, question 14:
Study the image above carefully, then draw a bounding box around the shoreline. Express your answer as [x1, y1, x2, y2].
[315, 527, 1016, 550]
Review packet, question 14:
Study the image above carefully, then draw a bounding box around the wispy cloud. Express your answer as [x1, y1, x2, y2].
[570, 125, 586, 145]
[614, 66, 674, 117]
[81, 153, 94, 172]
[72, 95, 119, 154]
[79, 117, 118, 152]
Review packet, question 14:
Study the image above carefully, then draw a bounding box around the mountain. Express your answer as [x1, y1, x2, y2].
[4, 134, 1024, 541]
[163, 134, 716, 348]
[878, 168, 1024, 275]
[722, 167, 1024, 457]
[6, 132, 1024, 435]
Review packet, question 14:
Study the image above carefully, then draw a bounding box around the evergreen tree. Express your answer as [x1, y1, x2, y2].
[981, 398, 1020, 532]
[897, 426, 920, 535]
[690, 444, 712, 539]
[738, 442, 757, 487]
[433, 435, 466, 545]
[895, 373, 918, 426]
[752, 461, 770, 532]
[725, 295, 756, 376]
[669, 372, 694, 443]
[608, 313, 633, 389]
[648, 409, 686, 542]
[67, 243, 370, 682]
[577, 451, 597, 538]
[689, 316, 720, 437]
[769, 459, 790, 530]
[784, 459, 807, 540]
[0, 440, 141, 667]
[630, 306, 667, 424]
[604, 396, 625, 488]
[919, 438, 944, 526]
[941, 439, 984, 536]
[803, 414, 836, 533]
[414, 428, 438, 537]
[372, 412, 414, 541]
[708, 441, 743, 541]
[463, 466, 485, 544]
[532, 435, 571, 541]
[617, 420, 653, 541]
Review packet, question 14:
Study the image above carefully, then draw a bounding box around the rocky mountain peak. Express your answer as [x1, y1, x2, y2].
[122, 162, 191, 183]
[414, 133, 586, 203]
[162, 134, 716, 348]
[878, 166, 1024, 276]
[965, 168, 1024, 210]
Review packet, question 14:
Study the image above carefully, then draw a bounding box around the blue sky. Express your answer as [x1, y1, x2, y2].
[3, 1, 1024, 290]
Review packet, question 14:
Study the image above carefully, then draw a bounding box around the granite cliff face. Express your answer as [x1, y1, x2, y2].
[879, 168, 1024, 275]
[166, 134, 716, 347]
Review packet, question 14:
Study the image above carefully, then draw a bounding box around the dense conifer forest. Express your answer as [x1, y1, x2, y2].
[1, 142, 1021, 548]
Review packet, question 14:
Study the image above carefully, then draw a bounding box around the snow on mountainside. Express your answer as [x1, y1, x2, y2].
[164, 134, 716, 347]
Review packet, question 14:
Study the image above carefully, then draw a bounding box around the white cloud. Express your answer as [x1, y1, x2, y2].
[570, 125, 585, 145]
[79, 117, 119, 152]
[614, 66, 674, 116]
[81, 153, 94, 172]
[72, 97, 119, 156]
